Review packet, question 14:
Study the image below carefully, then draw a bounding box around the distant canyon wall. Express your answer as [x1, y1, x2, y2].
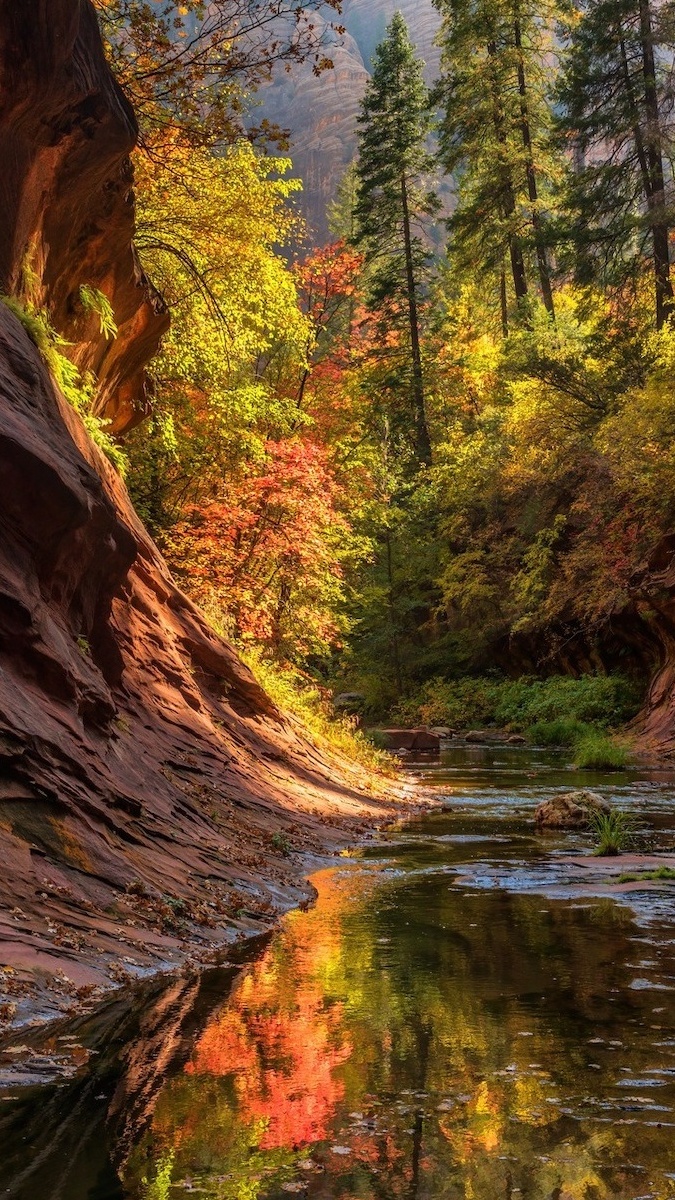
[258, 0, 442, 242]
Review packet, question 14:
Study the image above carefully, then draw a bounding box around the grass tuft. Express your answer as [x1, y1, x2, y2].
[589, 809, 636, 856]
[618, 865, 675, 883]
[573, 732, 628, 771]
[527, 718, 594, 747]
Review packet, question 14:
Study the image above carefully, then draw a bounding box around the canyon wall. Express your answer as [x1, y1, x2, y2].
[0, 0, 169, 434]
[0, 0, 405, 1029]
[260, 0, 442, 242]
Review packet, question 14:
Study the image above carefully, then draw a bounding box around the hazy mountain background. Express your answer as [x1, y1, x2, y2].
[255, 0, 442, 242]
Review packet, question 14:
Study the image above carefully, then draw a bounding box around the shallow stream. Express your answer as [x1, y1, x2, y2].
[2, 745, 675, 1199]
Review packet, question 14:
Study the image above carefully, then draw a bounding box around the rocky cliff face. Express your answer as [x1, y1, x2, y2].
[0, 0, 407, 1030]
[625, 536, 675, 753]
[261, 0, 442, 242]
[0, 0, 169, 434]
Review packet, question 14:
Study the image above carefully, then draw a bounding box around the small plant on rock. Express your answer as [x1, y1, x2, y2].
[271, 831, 291, 856]
[79, 285, 118, 341]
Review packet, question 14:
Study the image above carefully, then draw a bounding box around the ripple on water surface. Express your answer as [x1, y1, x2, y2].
[1, 745, 675, 1200]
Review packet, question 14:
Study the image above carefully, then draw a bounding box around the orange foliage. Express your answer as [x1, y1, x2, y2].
[185, 875, 357, 1150]
[167, 437, 351, 655]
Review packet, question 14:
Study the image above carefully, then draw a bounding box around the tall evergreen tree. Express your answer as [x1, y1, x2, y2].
[557, 0, 675, 328]
[353, 13, 439, 467]
[434, 0, 561, 329]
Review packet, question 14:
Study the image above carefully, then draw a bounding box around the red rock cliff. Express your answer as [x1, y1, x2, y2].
[0, 0, 404, 1027]
[0, 0, 169, 434]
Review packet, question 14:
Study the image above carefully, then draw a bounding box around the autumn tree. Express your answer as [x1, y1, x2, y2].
[165, 439, 358, 658]
[92, 0, 344, 148]
[126, 139, 309, 526]
[353, 13, 439, 467]
[556, 0, 675, 328]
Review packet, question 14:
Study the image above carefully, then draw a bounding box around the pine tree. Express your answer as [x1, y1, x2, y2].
[434, 0, 561, 329]
[353, 13, 439, 467]
[557, 0, 675, 328]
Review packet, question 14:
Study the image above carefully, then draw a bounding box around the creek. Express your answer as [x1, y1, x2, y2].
[2, 745, 675, 1199]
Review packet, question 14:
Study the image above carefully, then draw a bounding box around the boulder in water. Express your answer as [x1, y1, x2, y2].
[535, 791, 611, 830]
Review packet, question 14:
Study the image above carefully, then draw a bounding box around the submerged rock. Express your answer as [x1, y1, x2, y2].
[535, 791, 611, 830]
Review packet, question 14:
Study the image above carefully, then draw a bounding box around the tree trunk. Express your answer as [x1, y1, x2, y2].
[500, 267, 509, 338]
[400, 171, 432, 466]
[385, 525, 403, 695]
[638, 0, 673, 328]
[487, 40, 529, 309]
[514, 18, 555, 320]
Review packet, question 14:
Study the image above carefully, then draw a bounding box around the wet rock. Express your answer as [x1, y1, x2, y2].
[508, 734, 527, 744]
[429, 727, 456, 738]
[465, 731, 488, 744]
[534, 791, 611, 830]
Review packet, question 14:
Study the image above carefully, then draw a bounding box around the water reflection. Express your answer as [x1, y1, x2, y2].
[1, 747, 675, 1200]
[123, 859, 675, 1200]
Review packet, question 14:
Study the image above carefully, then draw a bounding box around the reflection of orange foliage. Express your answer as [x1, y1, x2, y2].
[186, 870, 364, 1150]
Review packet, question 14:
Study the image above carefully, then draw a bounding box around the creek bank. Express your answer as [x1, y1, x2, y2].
[0, 777, 439, 1070]
[372, 727, 531, 753]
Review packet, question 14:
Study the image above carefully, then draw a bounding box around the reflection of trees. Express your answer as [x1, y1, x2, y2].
[122, 865, 675, 1200]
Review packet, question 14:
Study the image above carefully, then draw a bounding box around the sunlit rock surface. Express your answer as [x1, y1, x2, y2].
[0, 0, 169, 434]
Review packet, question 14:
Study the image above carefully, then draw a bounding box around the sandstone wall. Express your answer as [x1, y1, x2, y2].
[0, 0, 169, 434]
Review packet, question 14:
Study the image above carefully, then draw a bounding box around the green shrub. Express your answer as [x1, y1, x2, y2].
[590, 809, 636, 856]
[366, 729, 391, 750]
[527, 718, 595, 746]
[573, 733, 628, 771]
[394, 673, 643, 732]
[393, 676, 497, 729]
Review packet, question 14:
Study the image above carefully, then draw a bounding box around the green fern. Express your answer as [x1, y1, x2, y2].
[79, 285, 118, 341]
[1, 295, 127, 475]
